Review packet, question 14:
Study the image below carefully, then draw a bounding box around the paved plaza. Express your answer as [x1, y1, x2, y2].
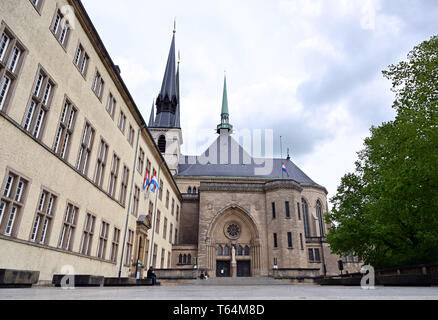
[1, 284, 437, 300]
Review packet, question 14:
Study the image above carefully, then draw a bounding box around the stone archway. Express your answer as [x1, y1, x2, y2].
[203, 205, 262, 277]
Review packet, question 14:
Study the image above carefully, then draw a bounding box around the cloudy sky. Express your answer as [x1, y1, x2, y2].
[82, 0, 438, 204]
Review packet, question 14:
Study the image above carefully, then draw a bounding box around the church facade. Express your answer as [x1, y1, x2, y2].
[149, 32, 361, 278]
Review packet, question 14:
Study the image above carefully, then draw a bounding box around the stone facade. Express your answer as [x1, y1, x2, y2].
[0, 0, 181, 283]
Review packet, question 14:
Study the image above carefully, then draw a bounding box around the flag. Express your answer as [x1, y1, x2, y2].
[143, 169, 150, 191]
[282, 162, 289, 177]
[148, 174, 160, 193]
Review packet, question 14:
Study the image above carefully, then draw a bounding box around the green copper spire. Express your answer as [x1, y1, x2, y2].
[217, 74, 233, 134]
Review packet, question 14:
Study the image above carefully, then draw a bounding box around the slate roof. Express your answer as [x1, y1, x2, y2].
[177, 135, 324, 188]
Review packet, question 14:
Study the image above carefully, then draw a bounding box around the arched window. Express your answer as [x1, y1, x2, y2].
[302, 199, 311, 238]
[158, 135, 166, 153]
[187, 187, 192, 194]
[238, 246, 243, 256]
[224, 245, 230, 256]
[217, 246, 223, 256]
[316, 201, 325, 237]
[244, 246, 250, 256]
[178, 254, 182, 264]
[193, 187, 197, 194]
[183, 254, 187, 264]
[187, 254, 192, 265]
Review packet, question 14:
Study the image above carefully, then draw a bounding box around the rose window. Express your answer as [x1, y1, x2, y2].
[226, 223, 241, 239]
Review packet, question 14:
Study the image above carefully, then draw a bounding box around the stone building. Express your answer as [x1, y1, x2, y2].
[0, 0, 181, 284]
[0, 0, 360, 285]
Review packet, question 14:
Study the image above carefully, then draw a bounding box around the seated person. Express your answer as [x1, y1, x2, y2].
[204, 271, 209, 280]
[147, 266, 157, 285]
[200, 271, 205, 280]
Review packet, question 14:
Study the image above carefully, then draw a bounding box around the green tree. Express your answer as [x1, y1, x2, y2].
[326, 35, 438, 269]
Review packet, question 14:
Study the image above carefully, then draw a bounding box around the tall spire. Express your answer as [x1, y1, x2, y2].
[152, 24, 179, 128]
[217, 74, 233, 134]
[174, 50, 181, 128]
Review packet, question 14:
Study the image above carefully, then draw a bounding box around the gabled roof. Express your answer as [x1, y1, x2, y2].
[177, 135, 323, 188]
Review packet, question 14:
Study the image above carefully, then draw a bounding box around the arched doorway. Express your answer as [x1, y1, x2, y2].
[205, 205, 261, 278]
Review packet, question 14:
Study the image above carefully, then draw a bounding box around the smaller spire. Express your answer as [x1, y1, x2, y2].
[216, 74, 233, 134]
[173, 17, 177, 33]
[148, 99, 155, 127]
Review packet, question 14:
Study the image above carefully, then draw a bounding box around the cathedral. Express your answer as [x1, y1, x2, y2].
[0, 0, 360, 285]
[148, 30, 360, 279]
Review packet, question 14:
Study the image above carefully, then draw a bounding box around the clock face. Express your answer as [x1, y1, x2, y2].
[225, 223, 241, 240]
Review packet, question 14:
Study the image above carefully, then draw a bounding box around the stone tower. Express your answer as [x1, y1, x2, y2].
[148, 27, 183, 175]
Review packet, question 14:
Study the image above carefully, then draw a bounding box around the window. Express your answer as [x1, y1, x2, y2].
[316, 201, 325, 237]
[300, 233, 304, 250]
[187, 254, 192, 265]
[76, 122, 95, 176]
[119, 165, 129, 206]
[169, 223, 173, 244]
[155, 210, 160, 234]
[74, 43, 89, 76]
[108, 153, 120, 198]
[161, 249, 165, 268]
[165, 190, 170, 209]
[158, 135, 166, 153]
[58, 203, 78, 251]
[30, 189, 57, 245]
[285, 201, 290, 218]
[0, 171, 28, 237]
[274, 257, 278, 267]
[273, 233, 278, 248]
[125, 229, 134, 266]
[93, 139, 108, 188]
[308, 249, 315, 263]
[297, 202, 301, 220]
[92, 70, 104, 100]
[187, 187, 191, 194]
[127, 125, 135, 146]
[53, 98, 77, 160]
[163, 217, 167, 240]
[132, 185, 140, 217]
[97, 221, 109, 259]
[287, 232, 293, 248]
[244, 245, 250, 256]
[23, 67, 55, 139]
[0, 24, 26, 113]
[272, 202, 276, 219]
[117, 111, 126, 133]
[178, 254, 183, 264]
[174, 228, 178, 245]
[137, 148, 144, 174]
[176, 205, 179, 222]
[159, 180, 163, 200]
[30, 0, 44, 13]
[167, 252, 171, 268]
[171, 198, 175, 216]
[302, 199, 311, 237]
[110, 227, 120, 263]
[224, 245, 230, 256]
[105, 93, 116, 118]
[80, 213, 95, 256]
[314, 248, 321, 263]
[238, 245, 243, 256]
[217, 246, 223, 256]
[192, 187, 197, 194]
[51, 9, 71, 48]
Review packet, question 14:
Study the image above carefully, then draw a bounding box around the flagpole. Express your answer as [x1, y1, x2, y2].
[147, 161, 165, 269]
[118, 124, 146, 278]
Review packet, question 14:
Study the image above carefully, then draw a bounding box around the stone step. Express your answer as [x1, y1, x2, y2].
[181, 277, 292, 286]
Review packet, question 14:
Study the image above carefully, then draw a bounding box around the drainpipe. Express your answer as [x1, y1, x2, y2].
[118, 124, 146, 278]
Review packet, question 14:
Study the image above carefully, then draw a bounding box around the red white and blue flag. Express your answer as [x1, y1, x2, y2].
[282, 163, 289, 177]
[148, 174, 160, 193]
[143, 169, 150, 191]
